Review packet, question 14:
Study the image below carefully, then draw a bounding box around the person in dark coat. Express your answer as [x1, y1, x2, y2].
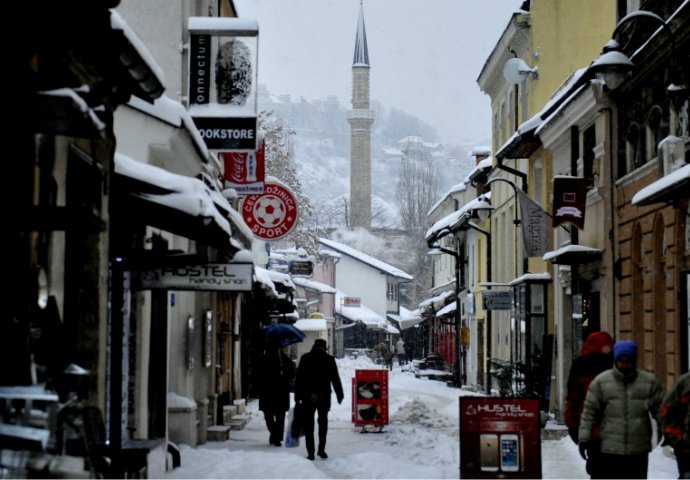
[258, 338, 295, 447]
[578, 340, 664, 479]
[660, 371, 690, 479]
[295, 338, 344, 460]
[565, 331, 614, 478]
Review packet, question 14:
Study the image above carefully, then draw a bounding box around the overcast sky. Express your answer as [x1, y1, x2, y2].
[234, 0, 522, 148]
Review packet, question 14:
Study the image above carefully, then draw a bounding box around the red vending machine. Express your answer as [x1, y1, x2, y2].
[352, 369, 389, 432]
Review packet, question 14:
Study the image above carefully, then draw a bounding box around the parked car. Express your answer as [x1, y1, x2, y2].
[416, 353, 446, 371]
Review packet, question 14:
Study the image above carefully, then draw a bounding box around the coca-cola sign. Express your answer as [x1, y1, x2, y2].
[222, 140, 265, 194]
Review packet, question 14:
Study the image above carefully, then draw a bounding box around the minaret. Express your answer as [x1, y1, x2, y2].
[347, 0, 375, 229]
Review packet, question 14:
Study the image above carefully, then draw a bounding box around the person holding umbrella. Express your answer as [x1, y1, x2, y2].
[295, 338, 344, 460]
[258, 334, 296, 447]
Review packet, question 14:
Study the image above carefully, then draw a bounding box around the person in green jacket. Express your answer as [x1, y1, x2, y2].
[578, 340, 664, 479]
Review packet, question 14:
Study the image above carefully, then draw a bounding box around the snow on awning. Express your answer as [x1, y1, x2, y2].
[253, 267, 278, 298]
[419, 290, 455, 312]
[631, 163, 690, 206]
[543, 245, 604, 265]
[398, 309, 425, 330]
[113, 153, 235, 244]
[425, 194, 492, 244]
[109, 9, 165, 101]
[262, 268, 296, 292]
[292, 277, 337, 294]
[294, 318, 327, 332]
[436, 301, 457, 317]
[38, 87, 107, 138]
[509, 272, 552, 286]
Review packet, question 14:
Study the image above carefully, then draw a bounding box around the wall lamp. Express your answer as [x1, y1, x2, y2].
[589, 40, 634, 91]
[472, 197, 495, 222]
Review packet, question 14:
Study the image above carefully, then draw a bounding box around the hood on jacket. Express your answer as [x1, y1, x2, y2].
[580, 331, 614, 357]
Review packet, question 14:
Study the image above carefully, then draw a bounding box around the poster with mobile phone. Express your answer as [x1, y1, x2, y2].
[500, 434, 520, 472]
[479, 434, 499, 472]
[459, 397, 541, 478]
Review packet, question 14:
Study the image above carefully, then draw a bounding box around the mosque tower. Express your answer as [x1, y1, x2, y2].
[347, 0, 375, 229]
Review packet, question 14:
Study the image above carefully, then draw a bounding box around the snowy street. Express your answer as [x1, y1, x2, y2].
[165, 355, 678, 479]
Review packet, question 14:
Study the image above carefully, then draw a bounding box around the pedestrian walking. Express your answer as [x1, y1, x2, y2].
[395, 337, 406, 369]
[374, 340, 393, 371]
[295, 338, 344, 460]
[258, 338, 295, 447]
[660, 371, 690, 479]
[565, 331, 614, 477]
[578, 340, 664, 479]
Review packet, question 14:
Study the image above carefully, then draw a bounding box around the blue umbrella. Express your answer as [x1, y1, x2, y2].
[262, 323, 305, 347]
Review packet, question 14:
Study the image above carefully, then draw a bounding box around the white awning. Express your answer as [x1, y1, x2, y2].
[294, 318, 327, 332]
[631, 163, 690, 206]
[398, 309, 425, 330]
[436, 301, 457, 317]
[543, 245, 604, 265]
[292, 277, 337, 294]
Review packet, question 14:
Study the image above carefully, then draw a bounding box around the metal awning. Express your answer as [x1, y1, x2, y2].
[631, 163, 690, 206]
[509, 272, 552, 286]
[543, 245, 604, 265]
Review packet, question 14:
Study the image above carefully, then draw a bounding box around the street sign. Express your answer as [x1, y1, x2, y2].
[483, 290, 512, 310]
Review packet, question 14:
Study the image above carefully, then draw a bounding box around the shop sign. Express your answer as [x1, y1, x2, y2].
[240, 181, 298, 241]
[342, 297, 361, 307]
[483, 290, 512, 310]
[222, 140, 265, 194]
[136, 263, 253, 291]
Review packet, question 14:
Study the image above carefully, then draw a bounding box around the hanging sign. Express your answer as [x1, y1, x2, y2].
[553, 176, 588, 230]
[222, 140, 265, 194]
[240, 180, 298, 240]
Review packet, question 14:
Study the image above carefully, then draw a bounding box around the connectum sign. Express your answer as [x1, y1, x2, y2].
[240, 180, 298, 241]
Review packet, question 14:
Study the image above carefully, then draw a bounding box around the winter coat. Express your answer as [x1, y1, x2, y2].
[258, 348, 295, 413]
[660, 372, 690, 454]
[578, 366, 664, 456]
[565, 331, 614, 442]
[295, 344, 344, 409]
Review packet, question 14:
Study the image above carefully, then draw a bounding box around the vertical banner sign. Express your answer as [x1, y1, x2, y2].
[190, 34, 211, 105]
[553, 176, 588, 230]
[516, 189, 549, 257]
[222, 140, 265, 194]
[459, 397, 542, 479]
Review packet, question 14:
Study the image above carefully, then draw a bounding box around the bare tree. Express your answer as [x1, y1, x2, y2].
[395, 138, 442, 229]
[260, 111, 324, 255]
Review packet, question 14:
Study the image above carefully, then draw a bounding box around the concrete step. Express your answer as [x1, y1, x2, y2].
[227, 413, 251, 430]
[207, 425, 232, 441]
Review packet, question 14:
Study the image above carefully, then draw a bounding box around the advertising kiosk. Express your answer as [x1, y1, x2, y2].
[352, 369, 388, 432]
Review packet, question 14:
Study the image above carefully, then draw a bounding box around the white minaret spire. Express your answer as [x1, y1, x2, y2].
[347, 0, 374, 229]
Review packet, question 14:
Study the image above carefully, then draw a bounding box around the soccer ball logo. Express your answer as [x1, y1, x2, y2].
[253, 195, 286, 227]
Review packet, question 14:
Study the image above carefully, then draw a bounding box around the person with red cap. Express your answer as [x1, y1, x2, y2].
[565, 331, 614, 477]
[578, 339, 664, 479]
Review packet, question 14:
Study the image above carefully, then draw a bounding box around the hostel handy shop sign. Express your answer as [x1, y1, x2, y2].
[136, 263, 253, 291]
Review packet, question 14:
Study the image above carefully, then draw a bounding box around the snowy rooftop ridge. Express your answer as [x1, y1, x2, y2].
[318, 238, 413, 281]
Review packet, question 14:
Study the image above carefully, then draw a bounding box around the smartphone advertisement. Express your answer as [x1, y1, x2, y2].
[459, 398, 541, 479]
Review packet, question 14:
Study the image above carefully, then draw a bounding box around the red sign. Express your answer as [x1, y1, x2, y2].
[240, 181, 298, 241]
[553, 176, 588, 230]
[459, 397, 541, 479]
[352, 369, 389, 431]
[222, 140, 265, 195]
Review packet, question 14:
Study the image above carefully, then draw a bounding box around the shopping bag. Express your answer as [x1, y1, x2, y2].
[291, 402, 305, 438]
[284, 407, 300, 448]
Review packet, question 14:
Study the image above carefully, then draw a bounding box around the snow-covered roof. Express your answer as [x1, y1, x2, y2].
[318, 238, 413, 281]
[262, 268, 296, 291]
[335, 290, 388, 330]
[465, 157, 493, 183]
[543, 245, 604, 264]
[292, 277, 337, 294]
[631, 163, 690, 206]
[253, 267, 278, 297]
[427, 182, 468, 216]
[419, 290, 455, 311]
[425, 195, 492, 243]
